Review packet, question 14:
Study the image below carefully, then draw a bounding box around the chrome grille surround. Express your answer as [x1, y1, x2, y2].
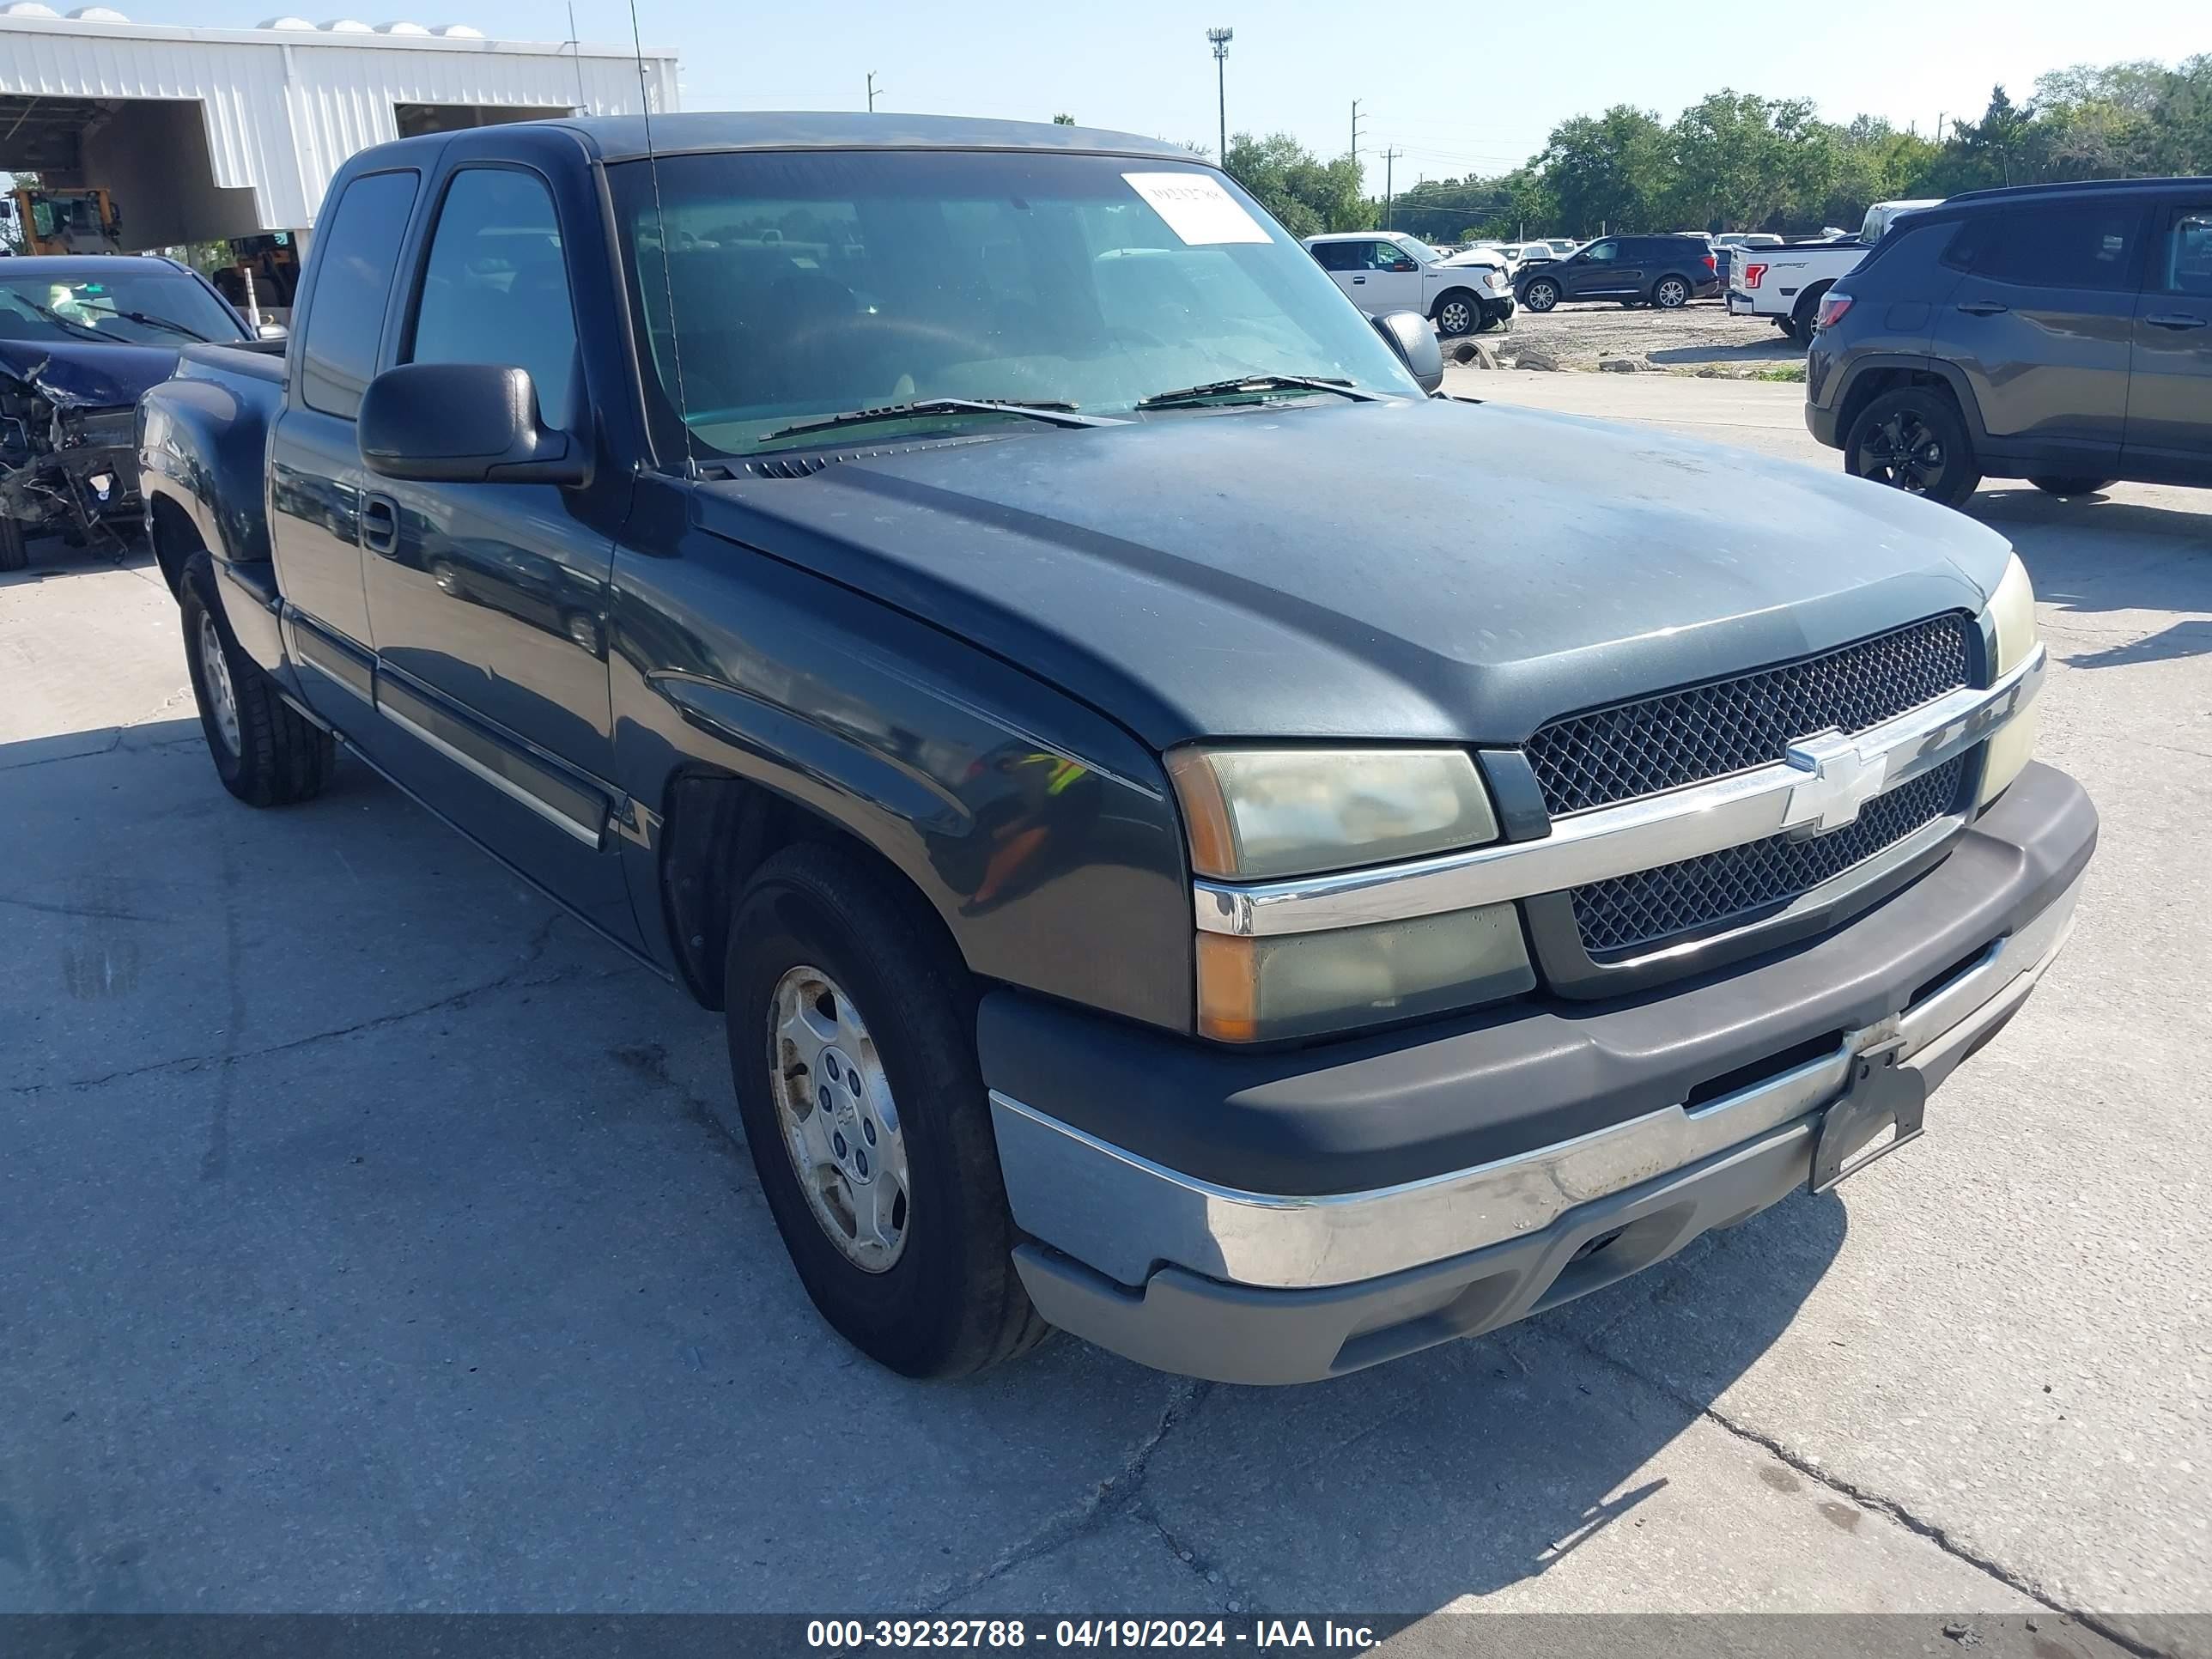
[1526, 615, 1977, 817]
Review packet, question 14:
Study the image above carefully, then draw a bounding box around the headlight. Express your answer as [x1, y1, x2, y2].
[1978, 551, 2039, 806]
[1170, 746, 1530, 1041]
[1166, 746, 1499, 881]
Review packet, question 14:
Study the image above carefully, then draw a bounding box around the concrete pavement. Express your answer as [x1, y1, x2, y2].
[2, 377, 2205, 1648]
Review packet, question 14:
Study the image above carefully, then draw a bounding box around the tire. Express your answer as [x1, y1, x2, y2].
[1522, 278, 1559, 313]
[1788, 282, 1832, 346]
[1651, 275, 1692, 309]
[2028, 475, 2119, 497]
[1432, 289, 1480, 337]
[1844, 387, 1982, 509]
[179, 551, 335, 807]
[0, 514, 27, 573]
[725, 844, 1049, 1379]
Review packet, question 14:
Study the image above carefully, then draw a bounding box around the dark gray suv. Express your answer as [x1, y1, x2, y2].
[1516, 234, 1721, 312]
[1808, 178, 2212, 506]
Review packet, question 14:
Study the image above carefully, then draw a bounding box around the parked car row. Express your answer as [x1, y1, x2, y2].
[1305, 230, 1725, 331]
[1304, 230, 1516, 335]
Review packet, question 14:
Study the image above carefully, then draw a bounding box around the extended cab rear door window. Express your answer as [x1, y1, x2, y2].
[404, 167, 581, 429]
[299, 169, 420, 418]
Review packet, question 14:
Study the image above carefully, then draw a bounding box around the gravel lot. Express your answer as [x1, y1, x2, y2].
[1484, 298, 1802, 374]
[2, 374, 2206, 1650]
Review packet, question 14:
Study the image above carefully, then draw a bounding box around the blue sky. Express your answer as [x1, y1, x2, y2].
[110, 0, 2209, 193]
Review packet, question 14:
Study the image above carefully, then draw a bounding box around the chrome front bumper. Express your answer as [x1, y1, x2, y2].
[994, 868, 2082, 1382]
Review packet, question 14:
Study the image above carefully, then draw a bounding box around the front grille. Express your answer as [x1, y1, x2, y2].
[1526, 615, 1976, 817]
[1570, 755, 1967, 960]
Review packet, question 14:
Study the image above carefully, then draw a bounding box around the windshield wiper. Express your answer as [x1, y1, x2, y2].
[1135, 374, 1381, 410]
[114, 310, 213, 343]
[9, 298, 112, 345]
[761, 398, 1119, 444]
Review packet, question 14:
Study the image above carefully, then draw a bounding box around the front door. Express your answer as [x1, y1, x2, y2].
[2124, 200, 2212, 484]
[1565, 239, 1638, 300]
[355, 156, 637, 943]
[1350, 239, 1425, 314]
[1941, 200, 2146, 464]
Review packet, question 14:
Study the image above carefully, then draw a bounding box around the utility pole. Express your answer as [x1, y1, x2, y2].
[1350, 98, 1364, 165]
[866, 72, 883, 112]
[1382, 147, 1402, 228]
[1206, 28, 1232, 164]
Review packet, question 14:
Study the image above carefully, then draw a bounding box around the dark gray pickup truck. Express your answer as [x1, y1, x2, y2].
[138, 112, 2095, 1386]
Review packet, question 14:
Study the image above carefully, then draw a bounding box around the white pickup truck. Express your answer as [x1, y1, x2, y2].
[1727, 198, 1942, 343]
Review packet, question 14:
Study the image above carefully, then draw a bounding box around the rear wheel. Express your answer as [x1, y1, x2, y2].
[1651, 275, 1692, 309]
[724, 844, 1048, 1379]
[1522, 278, 1559, 313]
[180, 551, 334, 806]
[0, 514, 27, 573]
[2029, 475, 2118, 497]
[1433, 289, 1480, 337]
[1788, 282, 1832, 345]
[1844, 387, 1982, 509]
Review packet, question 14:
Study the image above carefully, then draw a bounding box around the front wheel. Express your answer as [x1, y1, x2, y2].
[1522, 278, 1559, 313]
[1844, 388, 1982, 509]
[180, 552, 334, 806]
[2029, 475, 2119, 497]
[1651, 276, 1692, 309]
[1433, 290, 1480, 337]
[725, 845, 1049, 1379]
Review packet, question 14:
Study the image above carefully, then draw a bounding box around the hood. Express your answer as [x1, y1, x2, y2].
[0, 338, 182, 409]
[693, 398, 2014, 750]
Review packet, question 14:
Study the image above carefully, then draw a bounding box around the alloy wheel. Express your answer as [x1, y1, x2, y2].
[1855, 410, 1948, 495]
[198, 611, 242, 757]
[768, 965, 910, 1273]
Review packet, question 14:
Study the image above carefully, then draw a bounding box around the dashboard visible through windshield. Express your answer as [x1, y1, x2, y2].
[610, 149, 1417, 459]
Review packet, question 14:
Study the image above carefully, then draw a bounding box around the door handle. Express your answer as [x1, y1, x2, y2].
[1957, 300, 2009, 316]
[359, 492, 399, 557]
[2144, 312, 2209, 331]
[1352, 275, 1366, 284]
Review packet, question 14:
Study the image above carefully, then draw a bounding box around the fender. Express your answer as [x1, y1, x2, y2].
[1830, 352, 1992, 449]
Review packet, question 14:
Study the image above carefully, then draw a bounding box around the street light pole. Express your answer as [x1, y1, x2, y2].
[1206, 28, 1232, 164]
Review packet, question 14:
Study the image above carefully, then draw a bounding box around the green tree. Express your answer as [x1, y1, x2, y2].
[1051, 112, 1074, 126]
[1539, 106, 1669, 236]
[1222, 132, 1369, 235]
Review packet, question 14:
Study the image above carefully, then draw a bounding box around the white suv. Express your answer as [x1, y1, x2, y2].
[1303, 230, 1514, 336]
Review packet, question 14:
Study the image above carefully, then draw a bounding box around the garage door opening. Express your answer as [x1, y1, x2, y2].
[395, 102, 574, 139]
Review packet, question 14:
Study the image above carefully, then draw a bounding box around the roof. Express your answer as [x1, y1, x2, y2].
[1948, 176, 2212, 204]
[0, 253, 189, 276]
[549, 112, 1197, 165]
[1304, 231, 1412, 243]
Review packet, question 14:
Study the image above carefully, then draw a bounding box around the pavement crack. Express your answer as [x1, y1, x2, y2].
[11, 913, 599, 1097]
[0, 892, 168, 925]
[1558, 1329, 2174, 1658]
[918, 1377, 1212, 1611]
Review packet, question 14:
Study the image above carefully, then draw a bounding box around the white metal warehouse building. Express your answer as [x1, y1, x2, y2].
[0, 5, 678, 249]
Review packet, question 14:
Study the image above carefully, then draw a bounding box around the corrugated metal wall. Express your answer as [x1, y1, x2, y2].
[0, 16, 677, 229]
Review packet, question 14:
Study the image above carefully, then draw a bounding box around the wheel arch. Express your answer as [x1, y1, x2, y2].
[1834, 356, 1988, 450]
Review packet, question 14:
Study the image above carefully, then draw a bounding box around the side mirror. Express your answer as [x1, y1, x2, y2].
[358, 362, 588, 488]
[256, 321, 289, 341]
[1372, 309, 1443, 395]
[1391, 258, 1419, 272]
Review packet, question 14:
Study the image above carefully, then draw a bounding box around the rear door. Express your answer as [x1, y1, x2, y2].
[1939, 200, 2148, 465]
[268, 167, 419, 715]
[2123, 198, 2212, 483]
[1309, 240, 1364, 307]
[355, 138, 639, 943]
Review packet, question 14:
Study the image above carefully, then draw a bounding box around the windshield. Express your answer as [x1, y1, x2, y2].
[1394, 235, 1446, 264]
[0, 270, 245, 347]
[611, 149, 1417, 459]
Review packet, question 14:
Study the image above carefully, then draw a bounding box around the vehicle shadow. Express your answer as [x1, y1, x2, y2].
[1969, 485, 2212, 671]
[1647, 337, 1803, 368]
[3, 713, 1850, 1613]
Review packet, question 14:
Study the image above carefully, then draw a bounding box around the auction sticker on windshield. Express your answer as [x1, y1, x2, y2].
[1123, 173, 1269, 245]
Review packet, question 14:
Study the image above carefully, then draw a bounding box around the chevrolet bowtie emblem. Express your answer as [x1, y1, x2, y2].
[1783, 730, 1889, 837]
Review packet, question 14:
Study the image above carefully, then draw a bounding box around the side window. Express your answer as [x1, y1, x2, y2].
[406, 168, 580, 430]
[1584, 240, 1620, 264]
[2160, 208, 2212, 297]
[1954, 204, 2141, 291]
[1362, 241, 1402, 270]
[1311, 241, 1354, 272]
[300, 170, 420, 419]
